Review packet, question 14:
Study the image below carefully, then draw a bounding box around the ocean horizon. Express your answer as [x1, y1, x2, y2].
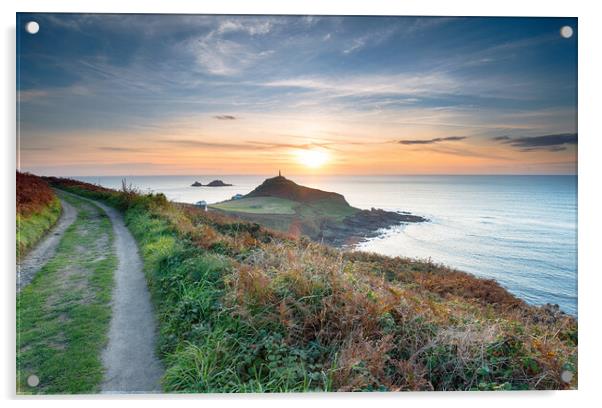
[74, 174, 578, 315]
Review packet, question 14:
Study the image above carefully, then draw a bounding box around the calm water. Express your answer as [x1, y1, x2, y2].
[76, 175, 578, 315]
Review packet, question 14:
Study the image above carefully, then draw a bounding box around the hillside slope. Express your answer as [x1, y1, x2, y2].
[246, 175, 349, 205]
[48, 177, 577, 392]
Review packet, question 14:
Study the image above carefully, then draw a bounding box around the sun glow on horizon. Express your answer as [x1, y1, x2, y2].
[295, 149, 330, 168]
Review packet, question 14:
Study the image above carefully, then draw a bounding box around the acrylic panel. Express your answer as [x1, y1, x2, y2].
[16, 13, 578, 394]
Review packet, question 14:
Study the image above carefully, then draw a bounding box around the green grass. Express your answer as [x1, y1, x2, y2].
[303, 199, 359, 220]
[48, 180, 578, 392]
[212, 197, 297, 215]
[211, 196, 359, 239]
[122, 205, 331, 392]
[16, 197, 61, 259]
[212, 196, 358, 219]
[16, 194, 116, 394]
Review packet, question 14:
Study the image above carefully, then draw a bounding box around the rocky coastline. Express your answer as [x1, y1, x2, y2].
[318, 208, 427, 247]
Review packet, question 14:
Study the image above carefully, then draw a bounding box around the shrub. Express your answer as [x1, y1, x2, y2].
[16, 172, 62, 257]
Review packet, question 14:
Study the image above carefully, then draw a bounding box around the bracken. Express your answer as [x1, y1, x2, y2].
[48, 176, 578, 392]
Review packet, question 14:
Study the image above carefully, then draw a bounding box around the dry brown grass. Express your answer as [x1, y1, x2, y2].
[158, 202, 577, 391]
[214, 236, 576, 390]
[49, 177, 578, 391]
[17, 172, 56, 216]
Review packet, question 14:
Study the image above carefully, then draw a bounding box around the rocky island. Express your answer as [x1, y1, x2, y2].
[206, 180, 232, 187]
[211, 174, 426, 246]
[191, 180, 233, 187]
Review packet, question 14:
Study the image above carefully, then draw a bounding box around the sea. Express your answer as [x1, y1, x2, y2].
[75, 175, 578, 315]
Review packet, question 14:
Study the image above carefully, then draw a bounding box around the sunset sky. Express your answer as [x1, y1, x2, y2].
[17, 14, 577, 176]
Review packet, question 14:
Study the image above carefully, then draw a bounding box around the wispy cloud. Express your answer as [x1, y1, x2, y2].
[426, 145, 512, 161]
[399, 136, 467, 145]
[213, 115, 237, 120]
[493, 133, 577, 152]
[98, 146, 148, 152]
[163, 139, 342, 151]
[162, 139, 254, 150]
[188, 36, 274, 76]
[262, 73, 459, 98]
[342, 26, 398, 54]
[20, 146, 54, 151]
[185, 18, 282, 76]
[342, 17, 455, 54]
[342, 29, 396, 55]
[18, 90, 49, 102]
[18, 85, 91, 103]
[216, 18, 275, 36]
[246, 141, 337, 151]
[432, 32, 560, 73]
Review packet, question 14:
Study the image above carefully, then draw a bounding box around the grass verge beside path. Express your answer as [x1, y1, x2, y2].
[17, 197, 61, 259]
[16, 194, 116, 394]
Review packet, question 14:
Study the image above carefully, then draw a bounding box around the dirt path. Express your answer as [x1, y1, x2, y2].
[17, 191, 78, 292]
[65, 194, 164, 393]
[17, 193, 116, 393]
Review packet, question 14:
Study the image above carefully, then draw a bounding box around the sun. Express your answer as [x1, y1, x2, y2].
[296, 149, 330, 168]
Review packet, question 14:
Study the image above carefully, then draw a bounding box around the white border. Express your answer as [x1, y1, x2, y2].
[1, 0, 585, 17]
[2, 1, 601, 407]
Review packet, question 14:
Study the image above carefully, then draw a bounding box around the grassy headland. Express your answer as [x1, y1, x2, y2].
[17, 193, 116, 394]
[211, 175, 424, 246]
[16, 172, 62, 258]
[48, 177, 577, 392]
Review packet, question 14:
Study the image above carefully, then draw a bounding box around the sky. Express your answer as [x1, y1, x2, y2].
[17, 14, 577, 176]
